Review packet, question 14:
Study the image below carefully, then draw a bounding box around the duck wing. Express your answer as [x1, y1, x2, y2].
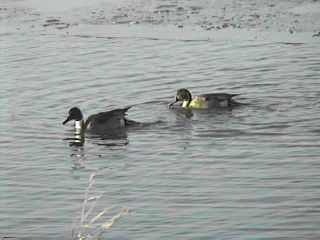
[85, 107, 131, 126]
[199, 93, 239, 102]
[197, 93, 241, 107]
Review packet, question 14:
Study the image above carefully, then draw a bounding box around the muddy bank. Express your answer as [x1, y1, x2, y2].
[1, 0, 320, 40]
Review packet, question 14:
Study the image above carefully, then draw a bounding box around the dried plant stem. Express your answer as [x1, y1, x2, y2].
[72, 173, 130, 240]
[90, 205, 114, 225]
[80, 173, 96, 227]
[101, 208, 130, 229]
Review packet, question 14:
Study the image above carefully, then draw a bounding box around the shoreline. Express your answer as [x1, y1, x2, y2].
[1, 0, 320, 41]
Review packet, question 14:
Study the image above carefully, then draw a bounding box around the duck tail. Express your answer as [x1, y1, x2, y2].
[229, 94, 248, 106]
[122, 106, 132, 114]
[229, 99, 241, 106]
[124, 118, 140, 126]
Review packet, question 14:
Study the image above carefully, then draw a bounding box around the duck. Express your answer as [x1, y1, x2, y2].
[62, 107, 135, 134]
[168, 88, 241, 109]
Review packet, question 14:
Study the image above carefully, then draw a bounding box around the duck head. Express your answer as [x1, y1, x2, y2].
[63, 107, 84, 125]
[168, 89, 192, 107]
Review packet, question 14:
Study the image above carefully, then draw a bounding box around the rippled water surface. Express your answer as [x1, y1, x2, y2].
[1, 3, 320, 238]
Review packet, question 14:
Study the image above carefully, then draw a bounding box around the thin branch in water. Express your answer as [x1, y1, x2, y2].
[83, 197, 100, 221]
[90, 205, 114, 225]
[72, 173, 130, 240]
[101, 208, 130, 229]
[80, 173, 96, 226]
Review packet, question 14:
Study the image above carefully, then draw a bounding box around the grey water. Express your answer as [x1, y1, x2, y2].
[1, 1, 320, 239]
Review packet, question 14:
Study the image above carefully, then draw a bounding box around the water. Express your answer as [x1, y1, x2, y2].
[1, 1, 320, 239]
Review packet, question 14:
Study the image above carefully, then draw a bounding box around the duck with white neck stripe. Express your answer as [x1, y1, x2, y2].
[168, 88, 242, 109]
[63, 106, 135, 135]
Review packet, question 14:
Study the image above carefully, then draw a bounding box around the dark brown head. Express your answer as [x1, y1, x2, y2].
[168, 89, 192, 107]
[63, 107, 83, 125]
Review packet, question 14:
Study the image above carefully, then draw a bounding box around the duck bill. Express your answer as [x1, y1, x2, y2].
[63, 116, 70, 125]
[168, 98, 179, 108]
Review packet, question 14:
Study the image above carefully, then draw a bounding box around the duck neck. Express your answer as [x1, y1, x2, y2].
[182, 91, 192, 107]
[75, 120, 84, 134]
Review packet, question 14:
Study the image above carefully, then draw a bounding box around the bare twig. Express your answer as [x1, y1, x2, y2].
[72, 173, 130, 240]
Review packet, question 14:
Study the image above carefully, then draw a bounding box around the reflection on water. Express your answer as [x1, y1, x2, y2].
[64, 131, 129, 147]
[64, 133, 86, 171]
[86, 131, 129, 147]
[169, 106, 194, 118]
[69, 144, 86, 171]
[65, 134, 85, 147]
[64, 130, 129, 171]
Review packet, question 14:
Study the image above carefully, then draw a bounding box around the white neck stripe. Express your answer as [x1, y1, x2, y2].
[75, 120, 82, 129]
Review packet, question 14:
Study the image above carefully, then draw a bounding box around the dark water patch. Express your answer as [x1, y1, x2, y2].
[279, 42, 304, 45]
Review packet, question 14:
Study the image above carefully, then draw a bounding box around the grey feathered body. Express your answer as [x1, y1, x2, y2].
[84, 107, 132, 133]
